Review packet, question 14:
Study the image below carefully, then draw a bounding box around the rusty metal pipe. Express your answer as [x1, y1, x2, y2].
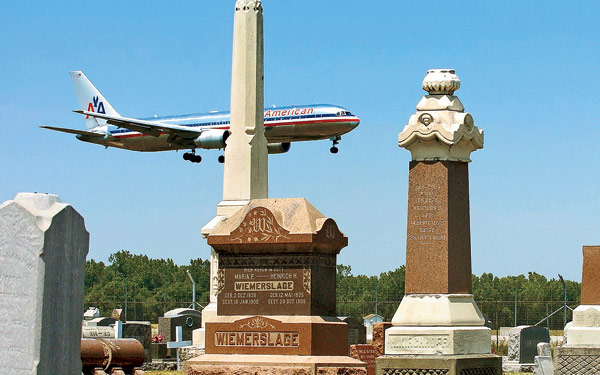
[102, 339, 144, 368]
[81, 339, 111, 369]
[81, 338, 144, 372]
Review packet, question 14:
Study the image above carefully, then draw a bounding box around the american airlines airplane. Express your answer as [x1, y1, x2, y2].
[41, 71, 360, 163]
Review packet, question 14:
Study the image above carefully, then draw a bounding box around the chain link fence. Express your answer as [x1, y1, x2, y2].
[85, 298, 578, 330]
[336, 300, 578, 331]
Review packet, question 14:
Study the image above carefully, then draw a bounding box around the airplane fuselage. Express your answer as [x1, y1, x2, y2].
[77, 104, 359, 152]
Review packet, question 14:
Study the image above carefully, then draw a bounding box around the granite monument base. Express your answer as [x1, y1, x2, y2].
[392, 295, 485, 326]
[564, 305, 600, 345]
[385, 326, 491, 355]
[205, 315, 348, 356]
[554, 346, 600, 375]
[186, 354, 366, 375]
[375, 354, 501, 375]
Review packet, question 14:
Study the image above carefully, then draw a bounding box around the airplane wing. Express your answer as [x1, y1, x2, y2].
[40, 125, 107, 137]
[74, 110, 202, 138]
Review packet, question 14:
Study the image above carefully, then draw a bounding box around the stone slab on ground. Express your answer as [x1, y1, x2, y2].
[179, 345, 205, 362]
[186, 354, 366, 375]
[0, 193, 89, 375]
[376, 354, 501, 375]
[554, 345, 600, 375]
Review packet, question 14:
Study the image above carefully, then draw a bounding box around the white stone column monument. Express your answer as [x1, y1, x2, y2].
[0, 193, 89, 375]
[198, 0, 268, 342]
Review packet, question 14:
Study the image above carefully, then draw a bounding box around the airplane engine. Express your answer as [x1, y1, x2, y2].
[267, 142, 291, 154]
[194, 130, 230, 149]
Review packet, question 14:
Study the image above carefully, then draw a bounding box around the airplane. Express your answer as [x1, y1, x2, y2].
[41, 71, 360, 163]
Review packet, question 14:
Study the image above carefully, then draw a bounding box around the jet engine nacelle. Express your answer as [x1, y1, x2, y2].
[267, 142, 291, 154]
[194, 130, 230, 149]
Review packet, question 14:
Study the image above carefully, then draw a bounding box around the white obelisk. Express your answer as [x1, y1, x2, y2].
[199, 0, 268, 340]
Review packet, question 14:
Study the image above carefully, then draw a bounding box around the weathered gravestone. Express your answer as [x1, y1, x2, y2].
[84, 306, 101, 320]
[122, 321, 152, 362]
[533, 342, 553, 375]
[0, 193, 89, 375]
[158, 308, 202, 342]
[372, 322, 392, 357]
[339, 316, 367, 347]
[508, 325, 550, 363]
[350, 344, 378, 375]
[111, 308, 125, 322]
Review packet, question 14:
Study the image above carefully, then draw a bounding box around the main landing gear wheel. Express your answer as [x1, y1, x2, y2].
[330, 146, 339, 154]
[218, 155, 225, 163]
[183, 152, 202, 163]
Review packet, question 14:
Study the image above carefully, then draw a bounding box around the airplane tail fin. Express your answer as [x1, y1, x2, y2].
[70, 71, 120, 129]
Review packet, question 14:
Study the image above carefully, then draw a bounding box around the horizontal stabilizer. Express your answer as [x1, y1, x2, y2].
[40, 125, 106, 137]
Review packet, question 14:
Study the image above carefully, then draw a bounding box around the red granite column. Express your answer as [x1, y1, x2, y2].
[581, 246, 600, 305]
[405, 160, 472, 294]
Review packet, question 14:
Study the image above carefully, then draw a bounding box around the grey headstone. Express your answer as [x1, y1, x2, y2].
[508, 325, 550, 363]
[158, 314, 202, 342]
[122, 321, 152, 361]
[338, 316, 366, 345]
[537, 342, 551, 357]
[533, 355, 554, 375]
[0, 193, 89, 375]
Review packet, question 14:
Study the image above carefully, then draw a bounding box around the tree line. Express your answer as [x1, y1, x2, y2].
[84, 251, 580, 328]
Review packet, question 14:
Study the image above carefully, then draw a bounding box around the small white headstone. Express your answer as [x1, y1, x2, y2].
[0, 193, 89, 375]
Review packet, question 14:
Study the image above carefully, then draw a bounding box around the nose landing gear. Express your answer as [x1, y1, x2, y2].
[330, 136, 340, 154]
[183, 150, 202, 163]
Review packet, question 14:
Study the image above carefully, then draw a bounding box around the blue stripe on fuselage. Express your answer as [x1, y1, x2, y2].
[108, 104, 356, 133]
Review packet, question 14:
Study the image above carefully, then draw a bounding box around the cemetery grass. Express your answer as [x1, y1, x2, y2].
[146, 371, 178, 375]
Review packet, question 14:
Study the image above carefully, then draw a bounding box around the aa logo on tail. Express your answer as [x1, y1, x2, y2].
[86, 96, 106, 119]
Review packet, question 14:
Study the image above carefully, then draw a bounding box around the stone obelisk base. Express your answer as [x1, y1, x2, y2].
[375, 354, 501, 375]
[186, 354, 366, 375]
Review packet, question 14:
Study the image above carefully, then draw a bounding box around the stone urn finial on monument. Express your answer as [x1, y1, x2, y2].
[376, 69, 501, 374]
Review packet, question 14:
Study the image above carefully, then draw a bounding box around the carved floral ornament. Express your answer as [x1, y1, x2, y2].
[229, 207, 291, 244]
[398, 69, 483, 162]
[239, 317, 275, 330]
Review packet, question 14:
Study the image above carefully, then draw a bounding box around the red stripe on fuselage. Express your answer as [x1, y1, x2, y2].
[111, 117, 357, 139]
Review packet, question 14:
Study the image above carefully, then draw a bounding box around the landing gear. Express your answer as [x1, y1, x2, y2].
[183, 151, 202, 163]
[329, 136, 340, 154]
[218, 155, 225, 163]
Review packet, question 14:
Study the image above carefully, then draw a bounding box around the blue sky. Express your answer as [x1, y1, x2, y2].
[1, 1, 598, 282]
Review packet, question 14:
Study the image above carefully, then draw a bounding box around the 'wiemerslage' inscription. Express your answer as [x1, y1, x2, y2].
[408, 183, 447, 245]
[218, 268, 310, 315]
